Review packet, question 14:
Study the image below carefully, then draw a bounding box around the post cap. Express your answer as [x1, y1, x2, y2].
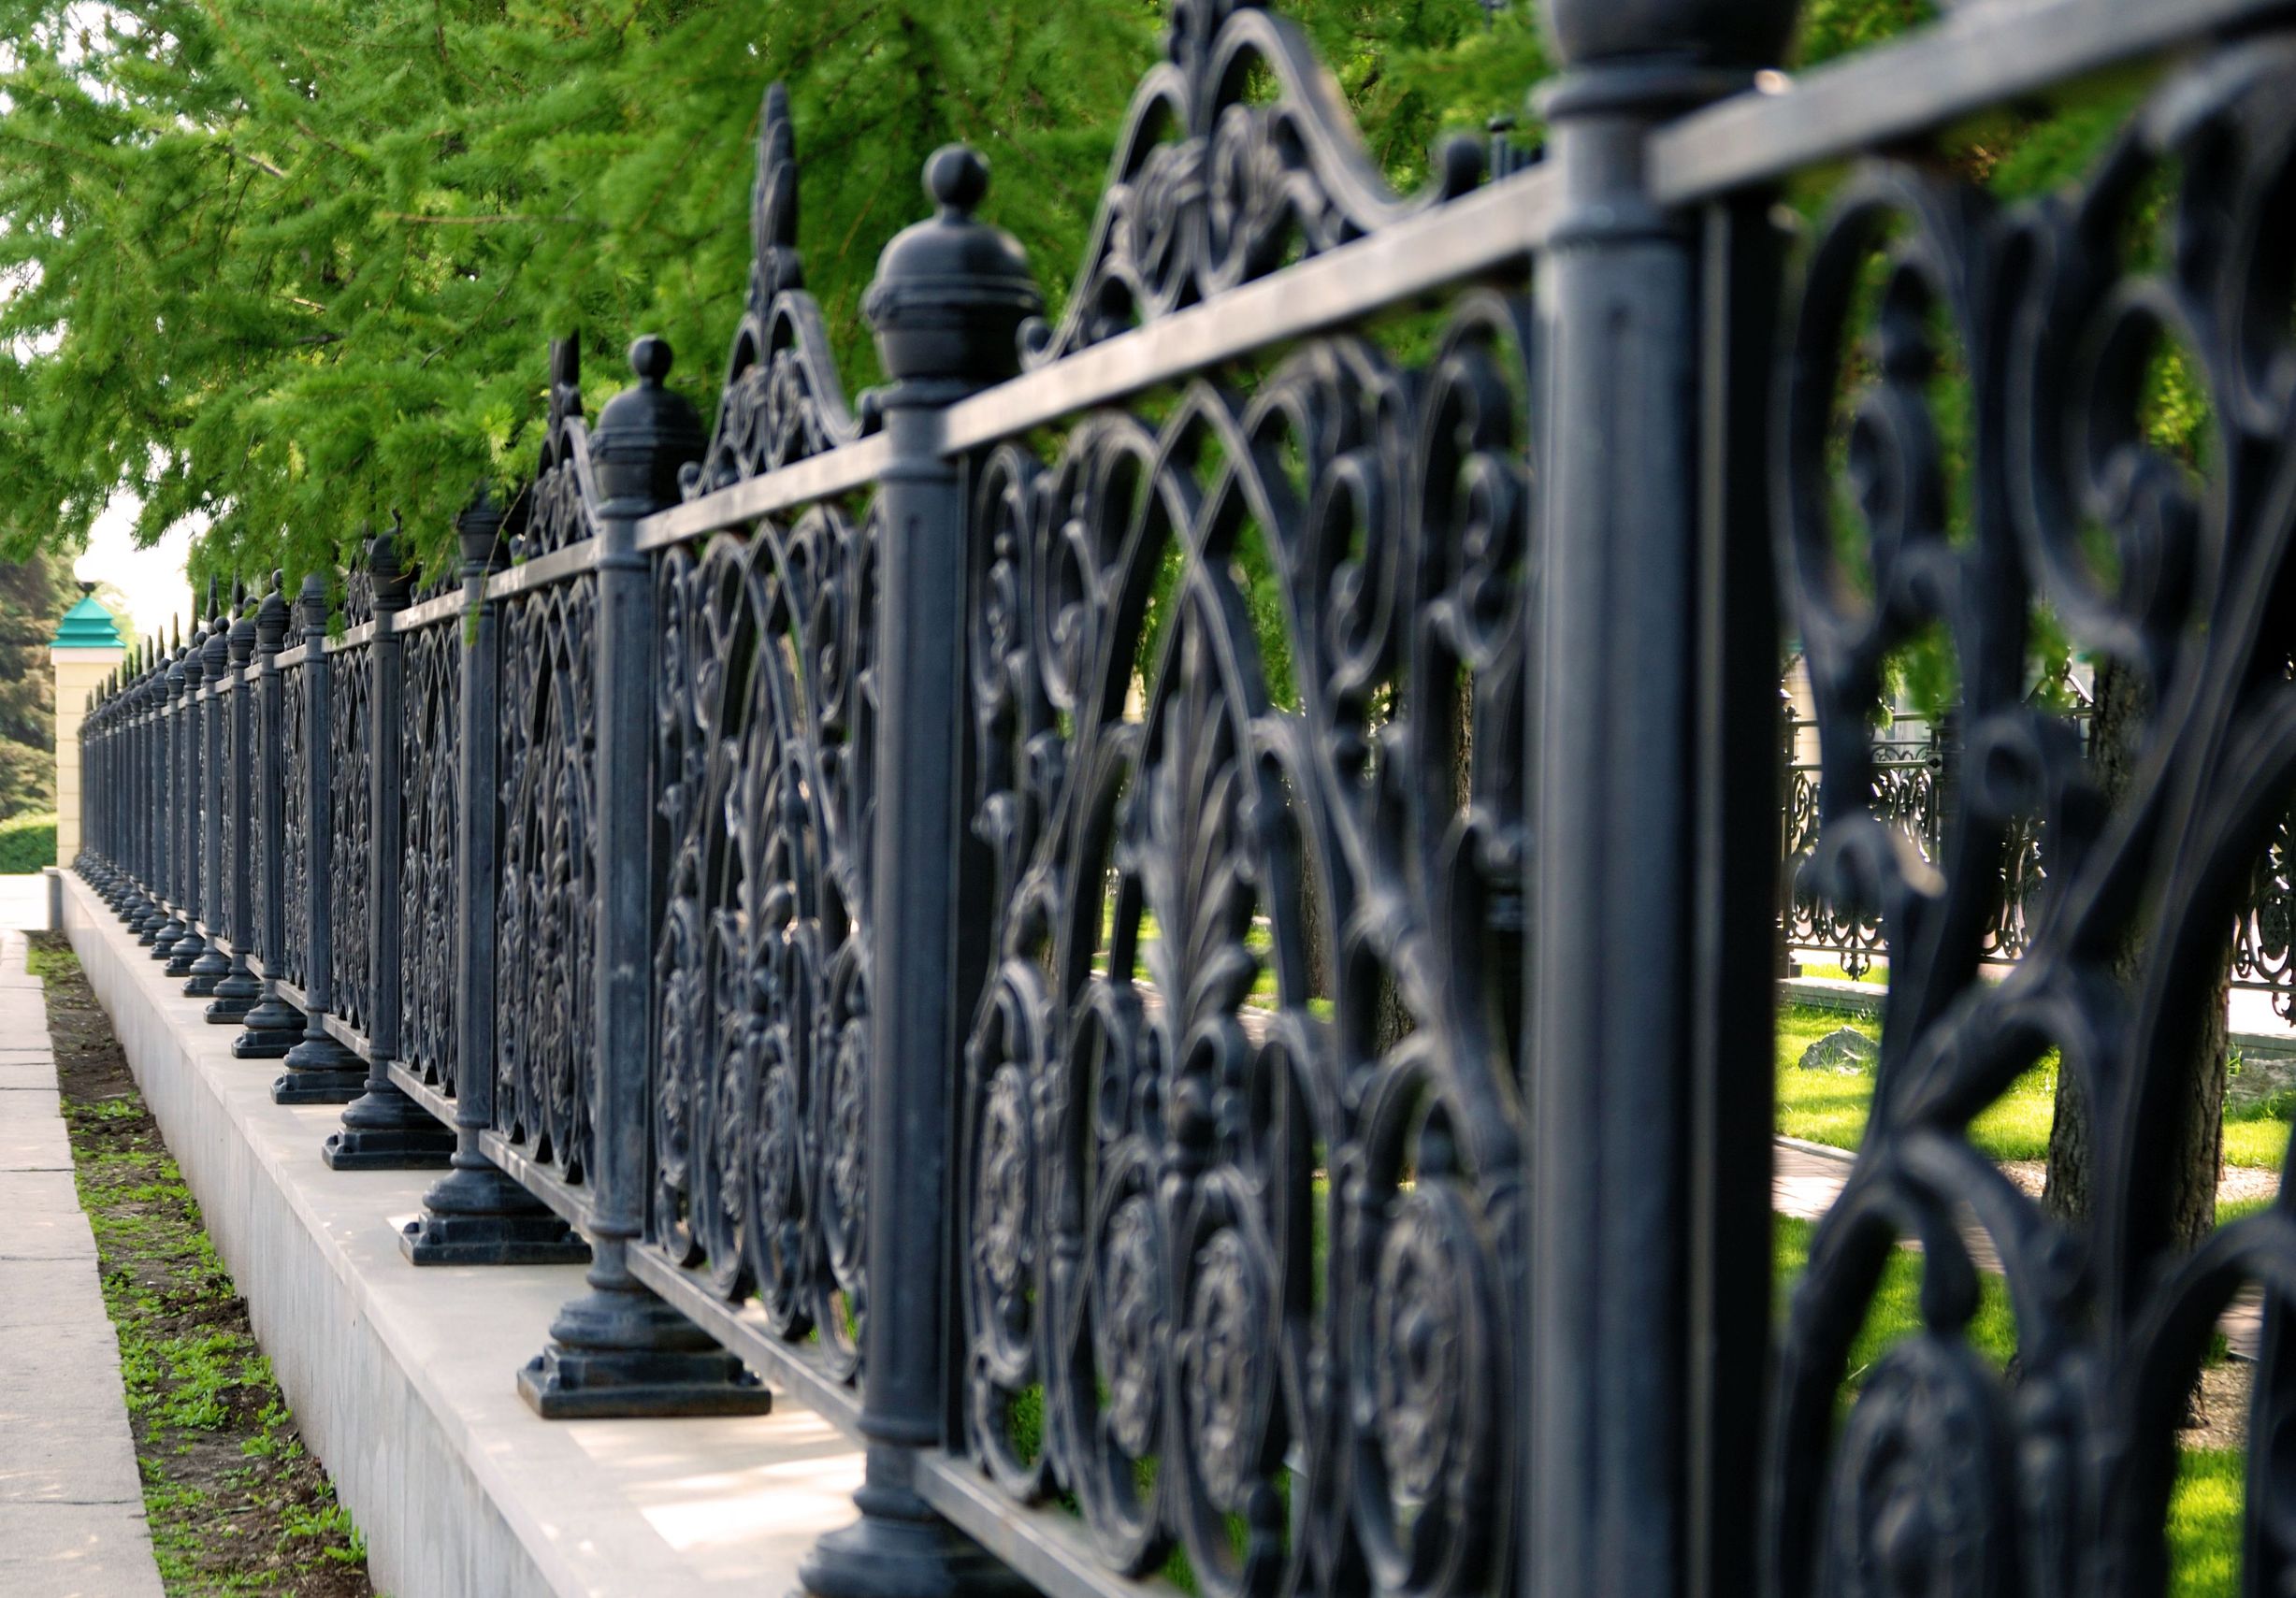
[256, 573, 292, 655]
[1543, 0, 1800, 79]
[862, 146, 1042, 389]
[298, 571, 331, 632]
[368, 514, 414, 612]
[591, 337, 706, 512]
[455, 483, 510, 574]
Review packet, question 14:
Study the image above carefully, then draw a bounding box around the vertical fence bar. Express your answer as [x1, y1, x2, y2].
[209, 588, 263, 1020]
[518, 337, 763, 1418]
[276, 572, 364, 1103]
[1524, 5, 1798, 1598]
[238, 583, 305, 1057]
[187, 596, 234, 995]
[168, 610, 207, 976]
[402, 493, 586, 1264]
[137, 641, 169, 946]
[799, 147, 1038, 1598]
[151, 632, 187, 958]
[326, 527, 454, 1169]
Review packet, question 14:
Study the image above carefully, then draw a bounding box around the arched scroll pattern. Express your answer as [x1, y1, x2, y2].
[649, 498, 878, 1385]
[496, 350, 602, 1185]
[247, 661, 268, 962]
[279, 660, 309, 988]
[401, 621, 459, 1092]
[646, 76, 879, 1385]
[681, 82, 871, 497]
[330, 644, 373, 1036]
[1769, 41, 2296, 1598]
[957, 294, 1532, 1598]
[1022, 0, 1486, 367]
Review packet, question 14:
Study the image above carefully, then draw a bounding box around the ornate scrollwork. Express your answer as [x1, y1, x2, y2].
[491, 337, 607, 1180]
[497, 571, 598, 1181]
[681, 84, 867, 499]
[400, 619, 459, 1091]
[958, 290, 1532, 1597]
[1770, 39, 2296, 1595]
[279, 659, 309, 987]
[1021, 0, 1486, 367]
[515, 339, 601, 559]
[2234, 799, 2296, 1023]
[246, 665, 267, 956]
[224, 674, 246, 951]
[328, 641, 373, 1036]
[648, 492, 877, 1383]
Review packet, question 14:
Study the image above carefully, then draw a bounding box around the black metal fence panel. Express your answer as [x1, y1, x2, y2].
[70, 2, 2296, 1595]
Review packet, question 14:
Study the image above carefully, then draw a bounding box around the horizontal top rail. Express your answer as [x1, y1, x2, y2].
[1652, 0, 2296, 203]
[327, 621, 378, 653]
[484, 538, 599, 601]
[941, 164, 1555, 453]
[637, 431, 893, 549]
[635, 162, 1557, 551]
[277, 643, 312, 671]
[398, 590, 466, 632]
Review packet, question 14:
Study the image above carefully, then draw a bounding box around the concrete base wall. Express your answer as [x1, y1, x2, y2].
[63, 873, 860, 1598]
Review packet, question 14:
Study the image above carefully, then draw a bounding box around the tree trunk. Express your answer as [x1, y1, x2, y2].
[2043, 657, 2230, 1254]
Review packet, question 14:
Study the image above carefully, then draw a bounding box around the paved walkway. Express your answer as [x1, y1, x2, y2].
[1774, 1135, 2269, 1359]
[0, 929, 165, 1598]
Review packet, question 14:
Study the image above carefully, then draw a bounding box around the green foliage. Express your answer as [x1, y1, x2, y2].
[1777, 1001, 2282, 1167]
[1790, 0, 1938, 68]
[0, 550, 73, 813]
[0, 0, 1546, 589]
[24, 933, 74, 977]
[0, 811, 57, 871]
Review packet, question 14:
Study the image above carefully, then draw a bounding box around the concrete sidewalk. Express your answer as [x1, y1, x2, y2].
[0, 929, 165, 1598]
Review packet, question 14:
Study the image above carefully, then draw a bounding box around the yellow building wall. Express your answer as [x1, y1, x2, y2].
[52, 646, 124, 863]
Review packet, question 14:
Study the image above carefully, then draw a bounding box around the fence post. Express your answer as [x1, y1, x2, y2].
[167, 609, 209, 978]
[1526, 3, 1797, 1597]
[134, 638, 170, 945]
[402, 491, 587, 1263]
[518, 337, 765, 1418]
[275, 572, 366, 1103]
[237, 580, 306, 1057]
[152, 628, 192, 962]
[798, 146, 1039, 1598]
[186, 591, 235, 995]
[209, 586, 263, 1020]
[169, 606, 209, 977]
[326, 525, 455, 1168]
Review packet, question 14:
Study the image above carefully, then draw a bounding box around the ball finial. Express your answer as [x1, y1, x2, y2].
[628, 335, 674, 386]
[925, 146, 989, 216]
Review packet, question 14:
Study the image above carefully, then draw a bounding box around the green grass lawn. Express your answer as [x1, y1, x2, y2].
[1774, 1214, 2239, 1595]
[1778, 1005, 2290, 1173]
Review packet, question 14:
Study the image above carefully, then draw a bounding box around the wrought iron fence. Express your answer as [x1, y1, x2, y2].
[1781, 678, 2296, 1021]
[68, 1, 2296, 1594]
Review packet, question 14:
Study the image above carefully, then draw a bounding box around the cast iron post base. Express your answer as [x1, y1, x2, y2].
[164, 931, 203, 977]
[272, 1029, 365, 1103]
[322, 1086, 455, 1170]
[204, 959, 260, 1021]
[233, 995, 304, 1058]
[400, 1162, 590, 1266]
[183, 941, 230, 991]
[799, 1479, 1031, 1598]
[181, 939, 229, 993]
[517, 1251, 771, 1419]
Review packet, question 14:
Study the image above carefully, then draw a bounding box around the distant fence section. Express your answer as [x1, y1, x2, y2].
[69, 2, 2296, 1594]
[1780, 668, 2296, 1021]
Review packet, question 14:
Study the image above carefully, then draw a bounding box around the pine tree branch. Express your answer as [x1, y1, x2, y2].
[379, 212, 586, 226]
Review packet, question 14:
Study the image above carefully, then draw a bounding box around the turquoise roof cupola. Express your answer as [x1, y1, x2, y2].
[52, 588, 125, 649]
